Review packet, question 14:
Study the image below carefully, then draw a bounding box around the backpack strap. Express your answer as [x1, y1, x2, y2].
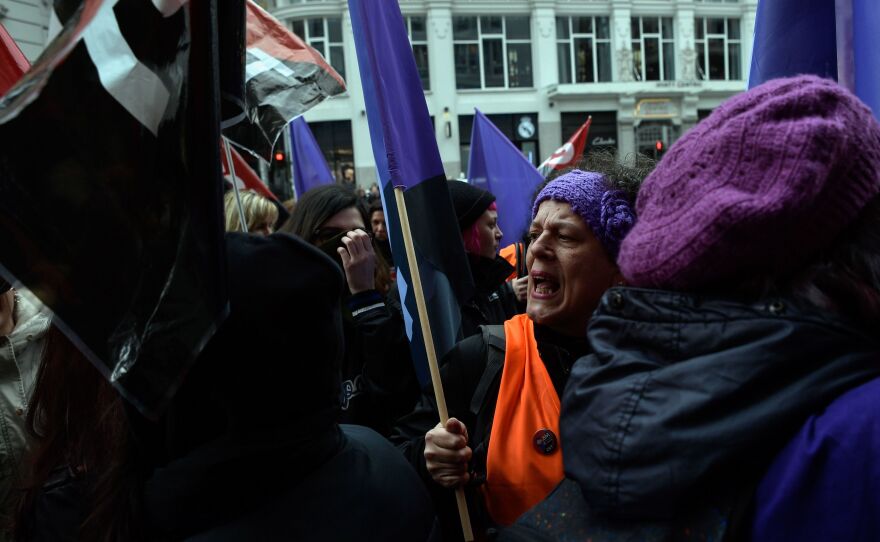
[470, 325, 506, 417]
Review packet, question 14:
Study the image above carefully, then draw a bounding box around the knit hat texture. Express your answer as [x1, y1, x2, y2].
[447, 180, 496, 230]
[532, 170, 636, 259]
[619, 75, 880, 290]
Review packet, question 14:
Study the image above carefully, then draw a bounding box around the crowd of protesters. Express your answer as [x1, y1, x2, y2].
[1, 74, 879, 541]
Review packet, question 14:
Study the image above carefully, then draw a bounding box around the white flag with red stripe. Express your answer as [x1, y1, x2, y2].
[538, 116, 591, 178]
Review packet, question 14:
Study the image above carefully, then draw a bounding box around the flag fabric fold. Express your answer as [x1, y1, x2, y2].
[538, 116, 591, 178]
[468, 109, 545, 248]
[223, 0, 346, 161]
[221, 140, 278, 201]
[0, 0, 228, 417]
[348, 0, 474, 385]
[290, 116, 334, 197]
[0, 22, 29, 96]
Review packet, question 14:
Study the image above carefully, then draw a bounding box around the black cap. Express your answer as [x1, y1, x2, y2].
[447, 180, 495, 230]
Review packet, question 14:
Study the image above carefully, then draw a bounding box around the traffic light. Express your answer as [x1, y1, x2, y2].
[654, 140, 666, 159]
[274, 151, 285, 162]
[655, 140, 663, 152]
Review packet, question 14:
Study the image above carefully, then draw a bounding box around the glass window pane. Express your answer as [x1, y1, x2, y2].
[330, 45, 345, 80]
[557, 42, 572, 83]
[453, 17, 478, 40]
[309, 18, 324, 38]
[708, 38, 725, 79]
[574, 16, 592, 35]
[662, 17, 674, 38]
[707, 18, 725, 35]
[413, 44, 430, 90]
[481, 16, 503, 34]
[597, 41, 612, 82]
[507, 42, 533, 87]
[506, 16, 530, 39]
[454, 43, 481, 88]
[575, 37, 594, 83]
[556, 17, 570, 39]
[643, 17, 659, 34]
[644, 37, 660, 80]
[695, 18, 704, 39]
[483, 39, 505, 87]
[596, 17, 610, 39]
[291, 19, 305, 38]
[727, 19, 740, 39]
[631, 17, 640, 39]
[632, 41, 642, 81]
[663, 42, 675, 80]
[311, 40, 325, 58]
[728, 42, 741, 80]
[328, 17, 342, 42]
[410, 16, 427, 41]
[696, 42, 706, 79]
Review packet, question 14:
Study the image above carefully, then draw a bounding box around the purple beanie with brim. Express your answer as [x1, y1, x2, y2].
[618, 75, 880, 291]
[532, 170, 636, 259]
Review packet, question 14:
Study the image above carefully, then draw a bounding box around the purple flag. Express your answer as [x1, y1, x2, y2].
[290, 116, 334, 197]
[468, 109, 544, 248]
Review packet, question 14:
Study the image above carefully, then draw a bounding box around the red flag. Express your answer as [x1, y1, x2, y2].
[222, 0, 345, 161]
[538, 116, 592, 177]
[0, 23, 29, 96]
[220, 141, 278, 201]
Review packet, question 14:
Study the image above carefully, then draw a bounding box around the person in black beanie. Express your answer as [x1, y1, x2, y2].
[447, 180, 521, 338]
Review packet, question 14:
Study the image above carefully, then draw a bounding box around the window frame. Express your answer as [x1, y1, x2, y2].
[630, 16, 675, 82]
[289, 17, 346, 80]
[694, 17, 742, 81]
[452, 15, 533, 90]
[555, 16, 613, 84]
[405, 15, 431, 91]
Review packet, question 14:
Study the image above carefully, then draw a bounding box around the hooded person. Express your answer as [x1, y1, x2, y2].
[447, 181, 522, 338]
[140, 232, 437, 541]
[393, 166, 644, 541]
[502, 75, 880, 541]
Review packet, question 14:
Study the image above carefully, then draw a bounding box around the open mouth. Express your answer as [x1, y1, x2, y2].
[531, 271, 560, 298]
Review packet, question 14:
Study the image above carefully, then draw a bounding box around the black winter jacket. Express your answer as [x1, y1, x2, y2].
[392, 323, 590, 541]
[503, 287, 880, 541]
[460, 254, 521, 339]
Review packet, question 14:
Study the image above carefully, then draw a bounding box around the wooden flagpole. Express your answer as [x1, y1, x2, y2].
[222, 137, 249, 233]
[394, 187, 474, 541]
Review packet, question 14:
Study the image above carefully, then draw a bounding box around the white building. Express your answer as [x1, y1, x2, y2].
[268, 0, 756, 189]
[0, 0, 50, 62]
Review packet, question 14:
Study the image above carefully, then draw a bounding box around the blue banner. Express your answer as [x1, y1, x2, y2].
[290, 116, 334, 197]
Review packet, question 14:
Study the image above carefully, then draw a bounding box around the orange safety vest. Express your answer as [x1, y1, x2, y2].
[499, 243, 525, 282]
[482, 314, 564, 526]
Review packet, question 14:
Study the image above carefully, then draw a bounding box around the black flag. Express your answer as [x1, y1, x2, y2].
[0, 0, 228, 417]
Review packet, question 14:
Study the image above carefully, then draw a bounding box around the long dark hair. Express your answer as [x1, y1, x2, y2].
[281, 184, 392, 294]
[14, 326, 140, 542]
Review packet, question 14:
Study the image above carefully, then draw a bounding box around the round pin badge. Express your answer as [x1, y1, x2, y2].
[533, 428, 558, 455]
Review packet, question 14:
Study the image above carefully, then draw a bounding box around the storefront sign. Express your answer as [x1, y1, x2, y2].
[635, 99, 678, 119]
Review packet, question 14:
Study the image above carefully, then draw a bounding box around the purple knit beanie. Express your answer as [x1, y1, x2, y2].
[618, 75, 880, 290]
[532, 170, 636, 259]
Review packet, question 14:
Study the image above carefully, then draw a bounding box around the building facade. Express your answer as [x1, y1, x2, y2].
[270, 0, 757, 187]
[0, 0, 51, 62]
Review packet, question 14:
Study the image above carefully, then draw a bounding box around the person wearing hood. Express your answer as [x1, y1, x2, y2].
[447, 181, 524, 338]
[393, 167, 643, 541]
[502, 75, 880, 541]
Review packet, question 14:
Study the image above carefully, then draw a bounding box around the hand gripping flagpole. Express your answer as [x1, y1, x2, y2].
[394, 187, 474, 541]
[222, 137, 249, 233]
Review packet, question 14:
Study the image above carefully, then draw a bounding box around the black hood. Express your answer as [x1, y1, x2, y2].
[561, 287, 880, 520]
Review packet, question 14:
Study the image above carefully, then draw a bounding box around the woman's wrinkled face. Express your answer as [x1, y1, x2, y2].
[526, 200, 621, 336]
[475, 208, 503, 259]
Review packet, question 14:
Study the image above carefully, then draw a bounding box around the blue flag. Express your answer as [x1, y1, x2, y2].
[348, 0, 474, 385]
[749, 0, 879, 121]
[290, 116, 334, 197]
[468, 109, 544, 248]
[749, 0, 838, 88]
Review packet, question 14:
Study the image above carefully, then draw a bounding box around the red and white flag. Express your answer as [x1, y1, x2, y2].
[220, 140, 278, 201]
[0, 22, 29, 96]
[538, 116, 592, 178]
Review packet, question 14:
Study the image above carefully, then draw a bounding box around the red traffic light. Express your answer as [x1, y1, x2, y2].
[274, 151, 285, 162]
[655, 140, 664, 152]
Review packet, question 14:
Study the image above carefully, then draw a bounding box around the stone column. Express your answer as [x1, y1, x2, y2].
[531, 0, 561, 156]
[427, 2, 461, 177]
[675, 0, 697, 83]
[617, 95, 637, 164]
[611, 1, 633, 84]
[741, 0, 758, 83]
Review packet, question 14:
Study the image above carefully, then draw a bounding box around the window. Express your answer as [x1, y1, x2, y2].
[631, 17, 675, 81]
[453, 16, 533, 89]
[695, 18, 742, 80]
[405, 16, 430, 91]
[290, 17, 345, 80]
[556, 16, 612, 83]
[695, 0, 738, 3]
